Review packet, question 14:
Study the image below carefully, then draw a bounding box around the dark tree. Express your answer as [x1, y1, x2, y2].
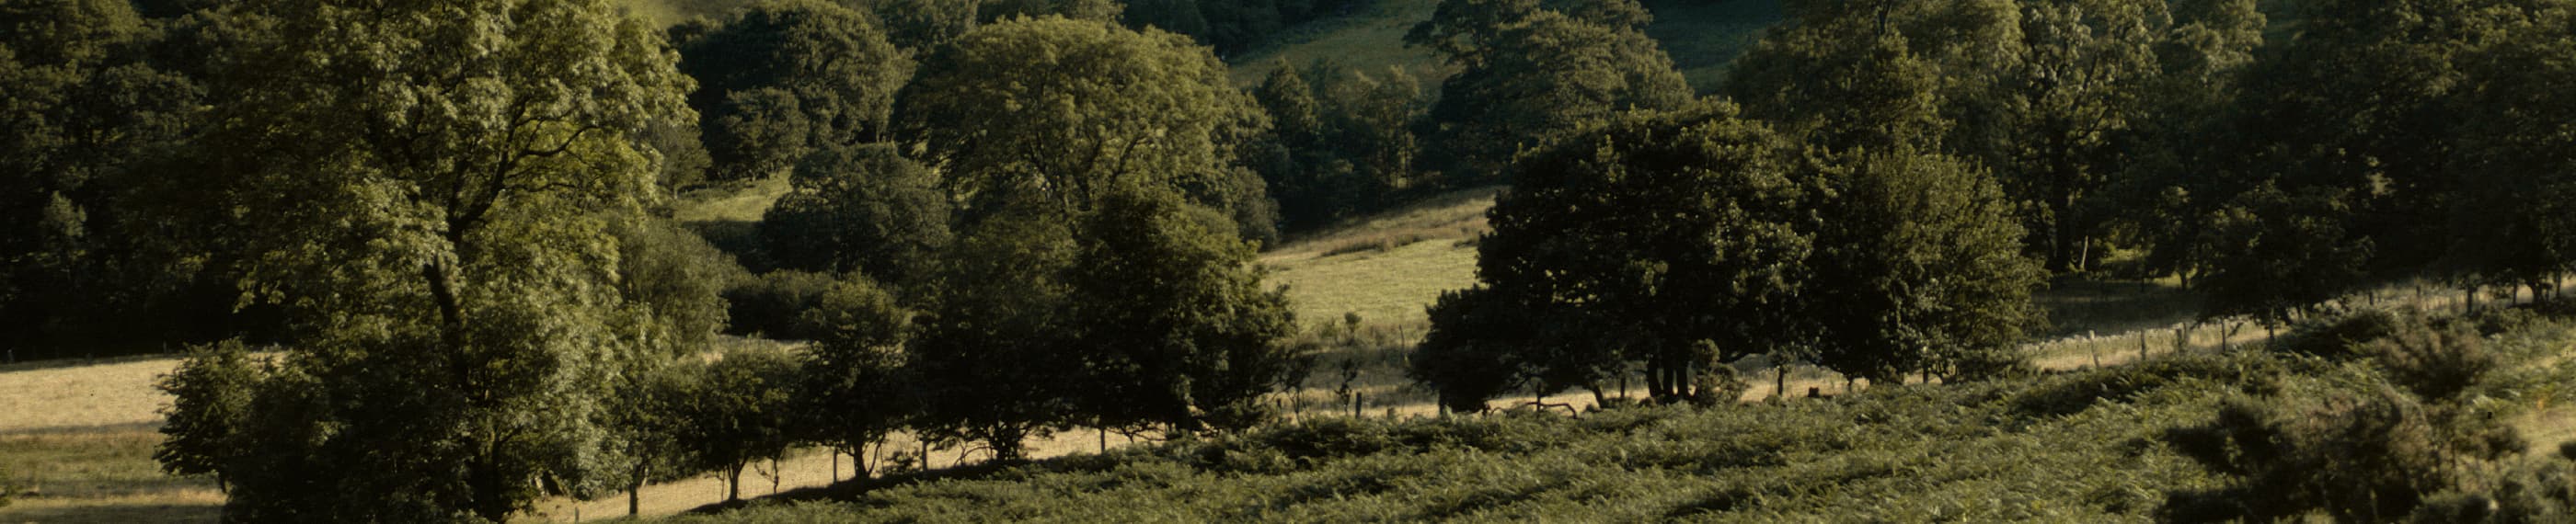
[1407, 0, 1691, 184]
[1420, 102, 1822, 406]
[1067, 186, 1304, 432]
[759, 142, 951, 284]
[1806, 147, 2045, 383]
[674, 0, 914, 182]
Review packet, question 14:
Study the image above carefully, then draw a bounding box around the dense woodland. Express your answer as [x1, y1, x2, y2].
[3, 0, 2575, 520]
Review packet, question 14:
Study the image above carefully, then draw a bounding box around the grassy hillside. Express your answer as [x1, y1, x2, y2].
[1639, 0, 1785, 93]
[668, 306, 2576, 522]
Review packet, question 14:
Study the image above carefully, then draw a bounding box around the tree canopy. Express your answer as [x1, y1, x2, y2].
[895, 16, 1278, 242]
[674, 0, 914, 183]
[1407, 0, 1692, 183]
[165, 0, 698, 518]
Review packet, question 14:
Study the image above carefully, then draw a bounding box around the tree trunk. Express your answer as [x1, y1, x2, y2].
[629, 461, 648, 517]
[727, 462, 743, 503]
[1775, 365, 1788, 400]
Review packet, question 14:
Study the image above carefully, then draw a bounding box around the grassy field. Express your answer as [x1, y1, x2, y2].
[0, 356, 221, 523]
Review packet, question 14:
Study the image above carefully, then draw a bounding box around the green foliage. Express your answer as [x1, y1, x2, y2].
[797, 274, 916, 476]
[1808, 147, 2046, 383]
[758, 142, 950, 284]
[1407, 0, 1691, 183]
[908, 202, 1083, 462]
[615, 217, 750, 350]
[179, 0, 697, 518]
[1122, 0, 1367, 56]
[1247, 60, 1427, 234]
[2161, 386, 2516, 522]
[2193, 183, 2371, 327]
[1426, 102, 1818, 405]
[672, 366, 2249, 522]
[2415, 452, 2576, 523]
[673, 0, 915, 183]
[2444, 3, 2576, 292]
[895, 16, 1279, 243]
[683, 347, 805, 502]
[1067, 187, 1305, 432]
[605, 357, 709, 515]
[152, 340, 265, 490]
[723, 269, 839, 339]
[0, 0, 214, 359]
[2359, 313, 2497, 401]
[845, 0, 979, 50]
[2163, 308, 2546, 521]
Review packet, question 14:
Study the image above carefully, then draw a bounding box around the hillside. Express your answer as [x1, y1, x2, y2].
[1226, 0, 1785, 92]
[668, 306, 2576, 522]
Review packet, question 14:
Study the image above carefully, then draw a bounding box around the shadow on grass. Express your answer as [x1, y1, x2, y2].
[2035, 277, 2204, 338]
[0, 498, 222, 524]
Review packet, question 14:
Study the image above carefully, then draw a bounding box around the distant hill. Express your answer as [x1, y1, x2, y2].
[1209, 0, 1788, 94]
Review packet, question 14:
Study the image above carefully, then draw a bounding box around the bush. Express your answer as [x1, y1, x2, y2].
[614, 218, 749, 349]
[2011, 352, 2270, 417]
[2412, 454, 2576, 523]
[2277, 308, 2405, 359]
[153, 339, 266, 491]
[2364, 315, 2496, 400]
[2163, 382, 2524, 521]
[722, 270, 837, 339]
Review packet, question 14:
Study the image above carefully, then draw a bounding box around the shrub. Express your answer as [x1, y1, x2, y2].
[2277, 308, 2404, 359]
[154, 339, 266, 492]
[2412, 454, 2576, 523]
[2364, 315, 2496, 400]
[2011, 352, 2270, 417]
[2163, 383, 2519, 521]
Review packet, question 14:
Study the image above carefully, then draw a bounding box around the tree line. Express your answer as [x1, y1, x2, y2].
[1414, 0, 2576, 409]
[27, 0, 1329, 519]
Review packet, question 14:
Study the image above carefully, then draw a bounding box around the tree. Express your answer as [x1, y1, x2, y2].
[153, 339, 265, 493]
[796, 274, 916, 478]
[907, 200, 1082, 462]
[604, 358, 705, 517]
[1411, 287, 1542, 413]
[1067, 186, 1304, 432]
[0, 0, 208, 359]
[2195, 183, 2372, 329]
[1807, 147, 2045, 383]
[2223, 0, 2480, 283]
[1248, 60, 1427, 234]
[2444, 3, 2576, 297]
[1406, 0, 1691, 184]
[895, 16, 1279, 243]
[172, 0, 696, 518]
[759, 142, 951, 284]
[681, 347, 802, 503]
[1722, 0, 1967, 154]
[1419, 102, 1823, 406]
[2109, 0, 2265, 282]
[674, 0, 915, 182]
[613, 217, 748, 349]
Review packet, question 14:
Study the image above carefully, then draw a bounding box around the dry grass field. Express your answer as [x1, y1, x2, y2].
[0, 356, 221, 523]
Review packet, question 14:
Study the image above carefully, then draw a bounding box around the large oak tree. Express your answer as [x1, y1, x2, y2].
[168, 0, 697, 519]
